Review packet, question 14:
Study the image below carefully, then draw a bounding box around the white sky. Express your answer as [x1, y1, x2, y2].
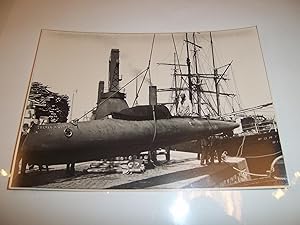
[31, 27, 273, 120]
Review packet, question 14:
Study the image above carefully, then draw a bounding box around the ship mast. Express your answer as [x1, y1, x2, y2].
[157, 32, 234, 117]
[173, 53, 179, 114]
[193, 33, 201, 117]
[185, 33, 193, 106]
[210, 32, 220, 116]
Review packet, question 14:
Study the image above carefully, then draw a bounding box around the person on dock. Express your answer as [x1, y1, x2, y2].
[200, 137, 209, 165]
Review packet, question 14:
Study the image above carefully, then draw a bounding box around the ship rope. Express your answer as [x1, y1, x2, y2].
[132, 34, 156, 106]
[194, 34, 219, 116]
[147, 34, 156, 85]
[170, 33, 220, 118]
[169, 34, 222, 133]
[150, 105, 158, 145]
[272, 176, 288, 181]
[221, 155, 287, 180]
[203, 80, 219, 116]
[171, 36, 216, 117]
[223, 77, 242, 112]
[145, 105, 158, 166]
[171, 34, 185, 96]
[242, 151, 282, 159]
[236, 134, 246, 157]
[222, 159, 268, 177]
[74, 34, 157, 123]
[230, 66, 243, 110]
[132, 69, 149, 106]
[175, 76, 215, 121]
[72, 67, 149, 124]
[222, 159, 267, 177]
[220, 84, 235, 113]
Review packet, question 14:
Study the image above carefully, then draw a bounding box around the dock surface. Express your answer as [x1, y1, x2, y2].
[13, 152, 254, 189]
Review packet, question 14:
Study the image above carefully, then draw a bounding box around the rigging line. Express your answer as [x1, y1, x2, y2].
[178, 42, 186, 96]
[194, 34, 214, 111]
[230, 66, 243, 109]
[236, 134, 246, 157]
[196, 32, 211, 44]
[195, 32, 215, 71]
[177, 74, 216, 123]
[199, 94, 216, 116]
[171, 34, 184, 95]
[212, 40, 227, 75]
[223, 75, 241, 111]
[193, 34, 205, 74]
[176, 42, 186, 91]
[201, 94, 215, 116]
[203, 81, 218, 114]
[222, 102, 273, 116]
[192, 33, 200, 75]
[147, 34, 156, 85]
[171, 34, 215, 119]
[200, 35, 215, 70]
[168, 74, 177, 113]
[132, 34, 156, 106]
[132, 68, 149, 106]
[198, 49, 214, 71]
[220, 84, 234, 113]
[150, 105, 158, 147]
[196, 85, 218, 116]
[216, 84, 227, 114]
[73, 67, 148, 123]
[243, 151, 282, 159]
[171, 34, 182, 73]
[179, 41, 185, 59]
[223, 154, 286, 178]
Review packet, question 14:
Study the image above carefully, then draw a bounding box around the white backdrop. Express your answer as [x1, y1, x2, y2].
[0, 0, 299, 224]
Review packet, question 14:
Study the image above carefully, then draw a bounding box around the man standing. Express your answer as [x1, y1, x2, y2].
[200, 137, 209, 165]
[177, 93, 192, 116]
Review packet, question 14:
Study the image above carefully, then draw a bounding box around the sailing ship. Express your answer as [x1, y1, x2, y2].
[156, 31, 285, 178]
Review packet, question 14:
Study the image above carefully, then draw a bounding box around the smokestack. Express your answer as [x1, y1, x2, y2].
[97, 81, 104, 104]
[109, 49, 120, 92]
[149, 86, 157, 106]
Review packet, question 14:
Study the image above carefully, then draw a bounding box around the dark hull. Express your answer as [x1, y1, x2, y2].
[173, 130, 283, 175]
[17, 117, 238, 166]
[223, 131, 283, 175]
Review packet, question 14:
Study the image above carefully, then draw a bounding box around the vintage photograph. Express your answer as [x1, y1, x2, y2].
[9, 27, 288, 190]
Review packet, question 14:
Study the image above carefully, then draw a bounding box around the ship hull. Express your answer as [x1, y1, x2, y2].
[223, 131, 283, 175]
[172, 130, 283, 175]
[17, 117, 238, 166]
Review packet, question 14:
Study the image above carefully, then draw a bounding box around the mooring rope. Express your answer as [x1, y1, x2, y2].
[236, 134, 246, 157]
[242, 151, 282, 159]
[150, 105, 158, 145]
[221, 154, 287, 180]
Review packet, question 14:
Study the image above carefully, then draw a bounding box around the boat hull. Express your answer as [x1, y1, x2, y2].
[172, 130, 283, 174]
[18, 117, 238, 165]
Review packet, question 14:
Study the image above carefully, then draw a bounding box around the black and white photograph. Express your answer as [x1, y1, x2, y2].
[9, 27, 288, 190]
